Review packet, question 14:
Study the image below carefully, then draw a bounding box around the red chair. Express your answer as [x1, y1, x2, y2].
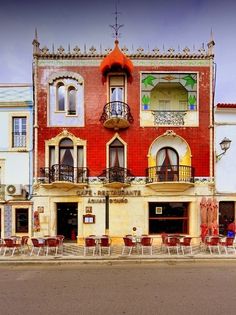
[84, 237, 96, 256]
[205, 236, 220, 254]
[30, 238, 45, 256]
[141, 237, 153, 255]
[161, 233, 168, 252]
[21, 236, 30, 254]
[219, 237, 235, 254]
[56, 235, 65, 254]
[0, 239, 6, 255]
[179, 237, 192, 255]
[122, 237, 136, 255]
[99, 237, 112, 256]
[3, 238, 21, 256]
[45, 238, 60, 256]
[165, 237, 180, 255]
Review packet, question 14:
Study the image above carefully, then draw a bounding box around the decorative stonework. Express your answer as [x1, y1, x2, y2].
[46, 129, 86, 147]
[153, 111, 186, 126]
[163, 130, 177, 137]
[48, 71, 84, 84]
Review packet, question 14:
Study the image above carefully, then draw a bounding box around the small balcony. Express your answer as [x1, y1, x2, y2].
[98, 166, 134, 188]
[40, 164, 89, 189]
[146, 165, 194, 192]
[100, 101, 134, 130]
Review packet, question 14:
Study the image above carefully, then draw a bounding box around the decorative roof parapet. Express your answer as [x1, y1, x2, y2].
[32, 33, 215, 59]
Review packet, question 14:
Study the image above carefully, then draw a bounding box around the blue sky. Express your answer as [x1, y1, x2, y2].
[0, 0, 236, 103]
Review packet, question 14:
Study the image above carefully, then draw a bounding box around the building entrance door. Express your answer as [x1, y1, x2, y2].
[219, 201, 235, 235]
[57, 203, 78, 241]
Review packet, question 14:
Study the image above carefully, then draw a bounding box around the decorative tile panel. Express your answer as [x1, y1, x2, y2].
[4, 205, 12, 237]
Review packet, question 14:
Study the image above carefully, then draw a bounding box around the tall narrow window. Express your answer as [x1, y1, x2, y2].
[109, 139, 124, 168]
[12, 117, 27, 147]
[68, 86, 76, 115]
[57, 83, 65, 111]
[77, 146, 84, 168]
[0, 166, 2, 185]
[49, 146, 55, 167]
[59, 138, 74, 167]
[109, 76, 125, 117]
[157, 147, 178, 181]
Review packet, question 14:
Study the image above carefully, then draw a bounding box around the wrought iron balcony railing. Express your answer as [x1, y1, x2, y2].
[100, 101, 134, 126]
[152, 110, 187, 126]
[146, 165, 194, 183]
[40, 164, 89, 184]
[98, 166, 134, 184]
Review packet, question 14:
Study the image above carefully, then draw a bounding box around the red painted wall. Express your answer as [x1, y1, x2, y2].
[36, 63, 211, 178]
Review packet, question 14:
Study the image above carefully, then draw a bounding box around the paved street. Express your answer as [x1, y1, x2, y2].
[0, 262, 236, 315]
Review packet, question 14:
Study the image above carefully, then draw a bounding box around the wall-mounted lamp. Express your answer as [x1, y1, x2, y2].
[216, 137, 232, 161]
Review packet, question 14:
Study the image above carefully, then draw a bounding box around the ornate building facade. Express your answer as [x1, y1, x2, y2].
[32, 32, 215, 242]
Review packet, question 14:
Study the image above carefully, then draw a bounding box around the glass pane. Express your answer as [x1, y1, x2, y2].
[77, 146, 84, 167]
[59, 138, 73, 147]
[49, 146, 55, 167]
[110, 87, 123, 102]
[58, 84, 65, 111]
[68, 87, 76, 115]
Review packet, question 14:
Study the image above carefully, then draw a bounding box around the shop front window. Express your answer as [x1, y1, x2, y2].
[15, 208, 28, 233]
[149, 202, 189, 234]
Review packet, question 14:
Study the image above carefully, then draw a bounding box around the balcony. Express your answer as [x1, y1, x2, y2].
[146, 165, 194, 192]
[100, 101, 133, 130]
[40, 164, 89, 189]
[98, 166, 134, 188]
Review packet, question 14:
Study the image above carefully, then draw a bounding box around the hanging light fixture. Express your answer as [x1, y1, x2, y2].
[216, 137, 232, 161]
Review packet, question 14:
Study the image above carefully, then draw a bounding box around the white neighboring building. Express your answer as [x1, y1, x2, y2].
[215, 103, 236, 234]
[0, 84, 33, 238]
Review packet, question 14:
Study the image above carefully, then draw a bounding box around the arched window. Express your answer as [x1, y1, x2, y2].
[156, 147, 179, 181]
[68, 86, 76, 115]
[59, 138, 74, 166]
[57, 83, 65, 111]
[109, 138, 124, 168]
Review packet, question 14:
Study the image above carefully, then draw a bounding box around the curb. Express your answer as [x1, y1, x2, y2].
[1, 254, 236, 265]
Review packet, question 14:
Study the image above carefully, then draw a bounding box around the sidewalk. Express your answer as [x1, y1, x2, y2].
[1, 243, 236, 264]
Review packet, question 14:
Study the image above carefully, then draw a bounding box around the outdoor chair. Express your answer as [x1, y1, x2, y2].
[205, 236, 221, 254]
[3, 238, 21, 256]
[84, 237, 96, 256]
[122, 237, 136, 255]
[45, 238, 60, 256]
[161, 233, 168, 252]
[0, 239, 6, 255]
[141, 236, 153, 255]
[56, 235, 65, 254]
[30, 238, 45, 256]
[165, 237, 180, 255]
[179, 237, 192, 255]
[99, 237, 112, 256]
[21, 236, 30, 254]
[219, 237, 236, 254]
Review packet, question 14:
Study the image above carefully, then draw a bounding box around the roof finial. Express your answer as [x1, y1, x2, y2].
[109, 1, 124, 42]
